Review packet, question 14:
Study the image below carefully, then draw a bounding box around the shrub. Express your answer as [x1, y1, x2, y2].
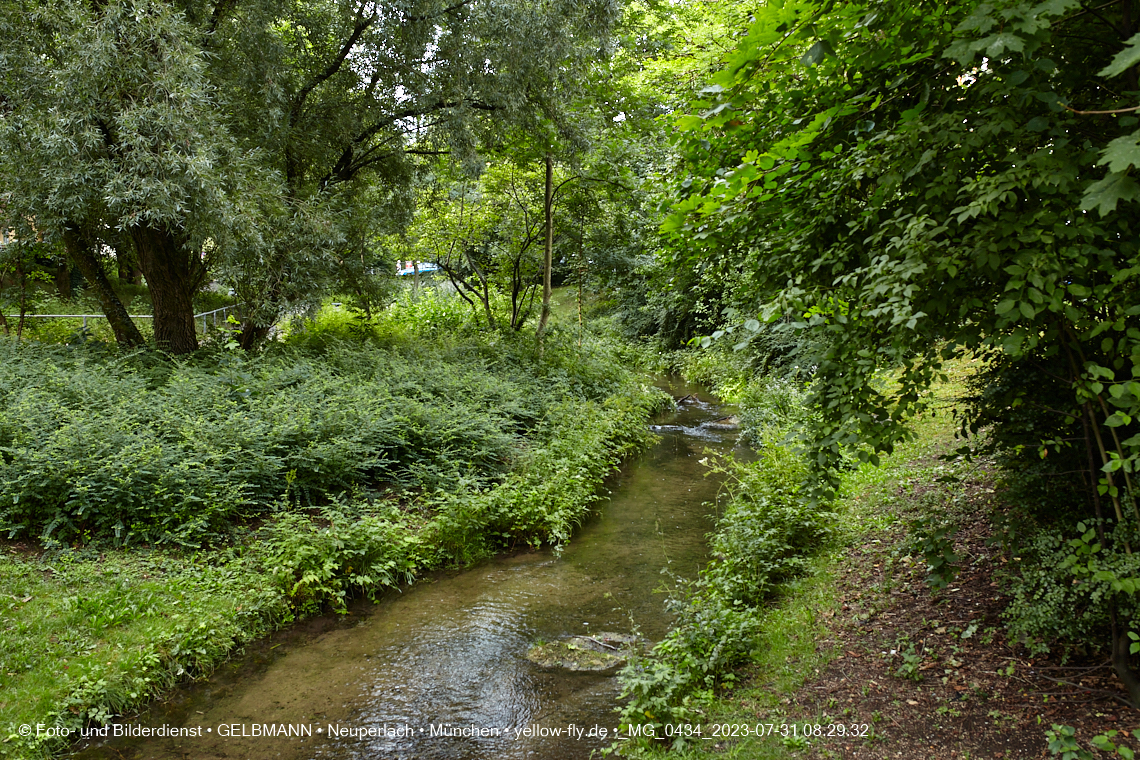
[618, 431, 836, 735]
[0, 311, 657, 546]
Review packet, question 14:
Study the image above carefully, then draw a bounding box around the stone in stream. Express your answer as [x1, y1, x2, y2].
[525, 632, 644, 673]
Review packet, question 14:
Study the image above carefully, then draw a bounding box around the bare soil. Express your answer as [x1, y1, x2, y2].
[787, 471, 1140, 760]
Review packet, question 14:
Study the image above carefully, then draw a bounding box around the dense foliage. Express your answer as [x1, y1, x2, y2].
[0, 291, 665, 759]
[0, 295, 655, 547]
[658, 0, 1140, 704]
[0, 0, 622, 351]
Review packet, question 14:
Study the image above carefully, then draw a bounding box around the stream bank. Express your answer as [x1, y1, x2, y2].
[66, 380, 742, 760]
[0, 330, 664, 760]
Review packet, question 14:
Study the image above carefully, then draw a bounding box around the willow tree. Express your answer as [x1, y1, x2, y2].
[0, 0, 248, 351]
[0, 0, 622, 352]
[200, 0, 626, 348]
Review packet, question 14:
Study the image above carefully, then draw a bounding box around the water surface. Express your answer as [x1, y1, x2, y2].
[74, 380, 742, 760]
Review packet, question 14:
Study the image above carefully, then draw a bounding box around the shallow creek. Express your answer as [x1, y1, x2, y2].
[74, 379, 744, 760]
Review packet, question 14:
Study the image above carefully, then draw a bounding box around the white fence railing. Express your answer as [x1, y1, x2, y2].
[4, 305, 244, 334]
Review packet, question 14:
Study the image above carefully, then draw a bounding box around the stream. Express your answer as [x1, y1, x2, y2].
[73, 379, 743, 760]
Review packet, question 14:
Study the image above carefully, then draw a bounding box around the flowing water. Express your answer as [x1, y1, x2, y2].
[74, 380, 744, 760]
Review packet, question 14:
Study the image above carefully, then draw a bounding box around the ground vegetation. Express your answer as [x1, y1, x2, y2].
[0, 289, 663, 758]
[645, 0, 1140, 713]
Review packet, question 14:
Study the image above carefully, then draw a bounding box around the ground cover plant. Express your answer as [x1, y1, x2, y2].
[0, 290, 665, 759]
[615, 348, 834, 740]
[612, 355, 1140, 759]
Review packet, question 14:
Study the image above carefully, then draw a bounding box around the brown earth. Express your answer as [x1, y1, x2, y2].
[785, 468, 1140, 760]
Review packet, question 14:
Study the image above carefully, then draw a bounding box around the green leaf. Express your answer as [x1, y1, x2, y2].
[800, 40, 835, 67]
[1100, 32, 1140, 78]
[1099, 131, 1140, 173]
[1081, 171, 1140, 216]
[1030, 0, 1081, 17]
[676, 115, 704, 132]
[984, 33, 1025, 58]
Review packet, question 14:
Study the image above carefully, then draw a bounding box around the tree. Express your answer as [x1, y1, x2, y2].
[410, 159, 551, 331]
[663, 0, 1140, 703]
[1, 0, 622, 352]
[210, 0, 624, 347]
[0, 0, 252, 352]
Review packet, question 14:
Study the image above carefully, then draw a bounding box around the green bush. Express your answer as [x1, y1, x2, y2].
[0, 303, 655, 546]
[1004, 519, 1140, 656]
[618, 431, 835, 736]
[703, 439, 835, 606]
[259, 503, 428, 614]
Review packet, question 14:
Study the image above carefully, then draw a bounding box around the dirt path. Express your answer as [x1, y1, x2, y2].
[789, 463, 1139, 760]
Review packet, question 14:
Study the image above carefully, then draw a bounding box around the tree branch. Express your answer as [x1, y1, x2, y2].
[290, 10, 378, 128]
[205, 0, 240, 40]
[1063, 102, 1140, 114]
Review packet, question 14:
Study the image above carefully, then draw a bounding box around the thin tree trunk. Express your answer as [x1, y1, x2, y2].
[63, 227, 146, 348]
[1083, 392, 1140, 706]
[54, 260, 72, 299]
[15, 259, 26, 341]
[578, 235, 584, 348]
[131, 225, 201, 354]
[536, 153, 554, 339]
[1111, 605, 1140, 706]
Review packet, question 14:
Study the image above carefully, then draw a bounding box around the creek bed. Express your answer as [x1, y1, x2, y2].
[73, 379, 743, 760]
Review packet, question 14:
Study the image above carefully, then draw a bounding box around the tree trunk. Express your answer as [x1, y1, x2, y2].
[15, 259, 27, 341]
[536, 153, 554, 339]
[578, 233, 585, 348]
[131, 225, 202, 354]
[1111, 605, 1140, 707]
[239, 321, 271, 350]
[54, 260, 72, 300]
[63, 227, 146, 348]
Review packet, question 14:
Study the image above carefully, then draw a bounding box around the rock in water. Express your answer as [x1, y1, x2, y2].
[525, 632, 644, 673]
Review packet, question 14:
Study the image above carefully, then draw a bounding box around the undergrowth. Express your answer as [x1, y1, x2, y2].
[611, 347, 962, 752]
[615, 374, 834, 743]
[0, 291, 665, 759]
[0, 293, 645, 546]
